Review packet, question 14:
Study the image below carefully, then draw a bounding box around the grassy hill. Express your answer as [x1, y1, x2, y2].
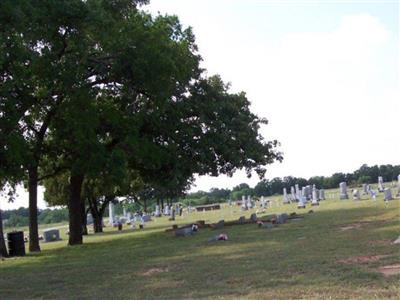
[1, 189, 399, 299]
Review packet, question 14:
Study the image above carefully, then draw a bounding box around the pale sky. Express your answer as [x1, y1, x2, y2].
[1, 0, 399, 209]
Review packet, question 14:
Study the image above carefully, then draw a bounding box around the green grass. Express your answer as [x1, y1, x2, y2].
[1, 189, 399, 299]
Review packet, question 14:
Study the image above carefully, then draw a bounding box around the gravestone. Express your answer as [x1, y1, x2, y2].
[339, 182, 349, 199]
[170, 208, 175, 221]
[260, 196, 265, 208]
[250, 213, 257, 223]
[295, 184, 300, 200]
[290, 186, 296, 202]
[384, 188, 393, 201]
[369, 189, 377, 200]
[119, 217, 128, 224]
[283, 188, 290, 204]
[311, 189, 319, 206]
[164, 205, 170, 216]
[353, 189, 360, 200]
[142, 215, 152, 222]
[305, 185, 312, 200]
[108, 202, 115, 225]
[87, 213, 93, 225]
[214, 220, 224, 229]
[301, 187, 307, 199]
[43, 229, 60, 242]
[155, 205, 161, 217]
[241, 195, 247, 210]
[237, 216, 246, 224]
[175, 227, 193, 237]
[247, 195, 252, 209]
[298, 196, 306, 209]
[378, 176, 384, 192]
[277, 213, 289, 224]
[319, 189, 325, 200]
[362, 184, 368, 195]
[397, 175, 400, 197]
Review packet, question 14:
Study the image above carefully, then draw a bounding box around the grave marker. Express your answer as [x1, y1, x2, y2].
[339, 182, 349, 199]
[378, 176, 384, 192]
[384, 188, 393, 201]
[283, 188, 290, 204]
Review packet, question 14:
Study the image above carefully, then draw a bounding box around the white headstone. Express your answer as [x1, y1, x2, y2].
[155, 205, 161, 217]
[311, 189, 319, 206]
[306, 185, 312, 200]
[398, 174, 400, 188]
[295, 184, 300, 200]
[361, 183, 368, 195]
[301, 187, 307, 198]
[283, 188, 290, 204]
[384, 188, 393, 201]
[108, 202, 115, 225]
[369, 189, 377, 200]
[397, 175, 400, 196]
[242, 195, 247, 210]
[339, 182, 349, 199]
[298, 196, 306, 208]
[247, 195, 252, 209]
[378, 176, 384, 192]
[353, 189, 360, 200]
[290, 186, 296, 202]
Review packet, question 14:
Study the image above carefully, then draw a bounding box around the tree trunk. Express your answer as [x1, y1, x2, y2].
[28, 167, 41, 252]
[161, 198, 164, 209]
[93, 214, 103, 233]
[81, 199, 87, 235]
[0, 208, 8, 257]
[68, 173, 84, 245]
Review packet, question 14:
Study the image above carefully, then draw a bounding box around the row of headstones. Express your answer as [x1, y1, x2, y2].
[283, 185, 325, 207]
[107, 202, 152, 226]
[340, 174, 400, 201]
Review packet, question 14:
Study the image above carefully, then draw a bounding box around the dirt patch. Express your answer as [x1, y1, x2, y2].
[339, 221, 385, 232]
[139, 267, 169, 277]
[377, 264, 400, 277]
[338, 255, 390, 264]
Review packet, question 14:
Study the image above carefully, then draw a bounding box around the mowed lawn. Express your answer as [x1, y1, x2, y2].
[1, 191, 399, 299]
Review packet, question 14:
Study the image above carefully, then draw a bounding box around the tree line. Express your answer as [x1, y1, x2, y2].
[2, 208, 69, 228]
[0, 0, 281, 256]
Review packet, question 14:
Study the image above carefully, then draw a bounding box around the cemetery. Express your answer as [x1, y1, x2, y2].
[0, 1, 398, 299]
[1, 181, 399, 299]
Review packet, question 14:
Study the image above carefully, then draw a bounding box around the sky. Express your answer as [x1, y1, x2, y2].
[1, 0, 399, 209]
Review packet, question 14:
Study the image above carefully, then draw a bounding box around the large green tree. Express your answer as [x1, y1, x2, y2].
[2, 1, 282, 248]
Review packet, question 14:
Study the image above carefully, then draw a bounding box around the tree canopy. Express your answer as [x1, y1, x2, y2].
[1, 0, 282, 247]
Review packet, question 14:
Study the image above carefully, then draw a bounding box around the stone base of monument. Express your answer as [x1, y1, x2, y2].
[297, 205, 306, 209]
[311, 202, 319, 206]
[340, 194, 349, 200]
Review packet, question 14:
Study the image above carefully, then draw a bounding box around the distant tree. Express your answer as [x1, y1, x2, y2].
[232, 183, 250, 192]
[253, 179, 270, 196]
